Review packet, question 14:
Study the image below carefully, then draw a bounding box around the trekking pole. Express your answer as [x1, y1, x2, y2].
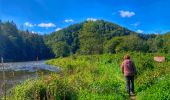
[1, 56, 6, 100]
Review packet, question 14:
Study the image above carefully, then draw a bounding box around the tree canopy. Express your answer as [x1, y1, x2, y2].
[45, 20, 170, 57]
[0, 21, 54, 62]
[1, 20, 170, 61]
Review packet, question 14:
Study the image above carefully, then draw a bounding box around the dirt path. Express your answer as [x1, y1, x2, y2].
[130, 95, 135, 100]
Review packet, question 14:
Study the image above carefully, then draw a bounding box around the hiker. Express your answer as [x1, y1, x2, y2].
[121, 54, 137, 96]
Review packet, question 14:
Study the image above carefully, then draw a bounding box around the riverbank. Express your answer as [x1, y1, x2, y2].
[7, 53, 170, 99]
[0, 61, 59, 99]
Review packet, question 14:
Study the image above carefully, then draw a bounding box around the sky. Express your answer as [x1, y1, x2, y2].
[0, 0, 170, 34]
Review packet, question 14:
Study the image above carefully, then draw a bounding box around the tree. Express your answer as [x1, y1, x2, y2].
[0, 21, 53, 61]
[52, 42, 70, 57]
[104, 37, 122, 53]
[79, 21, 104, 54]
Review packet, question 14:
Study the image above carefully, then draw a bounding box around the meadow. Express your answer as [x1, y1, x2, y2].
[7, 52, 170, 100]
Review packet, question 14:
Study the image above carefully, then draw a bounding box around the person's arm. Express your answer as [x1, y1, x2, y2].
[132, 61, 137, 75]
[121, 62, 124, 74]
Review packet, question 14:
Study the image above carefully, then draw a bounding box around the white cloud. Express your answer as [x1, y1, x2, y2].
[64, 19, 74, 23]
[131, 22, 140, 27]
[24, 22, 34, 27]
[136, 29, 144, 33]
[32, 31, 44, 34]
[38, 22, 56, 28]
[31, 31, 36, 33]
[55, 28, 62, 31]
[131, 22, 140, 29]
[87, 18, 97, 21]
[119, 10, 135, 18]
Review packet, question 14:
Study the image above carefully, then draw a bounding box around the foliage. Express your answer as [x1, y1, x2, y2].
[8, 75, 78, 100]
[136, 74, 170, 100]
[9, 53, 170, 99]
[2, 20, 170, 60]
[0, 21, 54, 61]
[44, 20, 136, 57]
[44, 20, 170, 57]
[52, 41, 70, 57]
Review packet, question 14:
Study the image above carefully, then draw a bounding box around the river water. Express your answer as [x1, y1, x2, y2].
[0, 61, 60, 98]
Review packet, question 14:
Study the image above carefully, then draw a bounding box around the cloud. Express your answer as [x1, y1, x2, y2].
[136, 29, 144, 33]
[38, 22, 56, 28]
[87, 18, 97, 21]
[31, 31, 36, 33]
[64, 19, 74, 23]
[131, 22, 140, 28]
[24, 22, 34, 27]
[31, 31, 44, 34]
[31, 31, 39, 34]
[119, 10, 135, 18]
[55, 28, 62, 31]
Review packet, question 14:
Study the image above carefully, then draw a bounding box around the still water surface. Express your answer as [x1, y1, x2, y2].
[0, 61, 59, 98]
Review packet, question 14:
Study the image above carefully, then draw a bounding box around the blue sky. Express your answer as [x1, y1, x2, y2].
[0, 0, 170, 34]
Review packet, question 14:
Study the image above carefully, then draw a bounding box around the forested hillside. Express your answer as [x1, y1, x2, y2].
[1, 20, 170, 61]
[0, 21, 54, 62]
[45, 20, 170, 57]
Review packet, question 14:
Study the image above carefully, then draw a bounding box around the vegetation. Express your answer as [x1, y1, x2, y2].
[1, 20, 170, 61]
[8, 53, 170, 99]
[44, 20, 137, 56]
[44, 20, 170, 58]
[0, 21, 54, 61]
[1, 20, 170, 99]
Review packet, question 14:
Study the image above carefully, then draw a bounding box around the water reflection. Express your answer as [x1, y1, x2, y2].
[0, 61, 60, 98]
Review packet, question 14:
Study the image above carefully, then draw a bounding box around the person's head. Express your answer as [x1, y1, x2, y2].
[124, 54, 130, 60]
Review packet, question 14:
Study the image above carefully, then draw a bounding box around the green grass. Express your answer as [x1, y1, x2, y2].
[136, 74, 170, 100]
[7, 53, 170, 100]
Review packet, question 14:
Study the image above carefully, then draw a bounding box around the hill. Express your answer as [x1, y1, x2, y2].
[44, 20, 138, 57]
[1, 20, 170, 61]
[45, 20, 169, 57]
[0, 21, 54, 62]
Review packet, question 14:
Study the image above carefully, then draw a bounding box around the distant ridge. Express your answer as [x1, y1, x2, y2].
[44, 20, 170, 57]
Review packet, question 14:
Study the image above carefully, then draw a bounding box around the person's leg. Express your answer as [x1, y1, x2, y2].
[125, 76, 130, 95]
[130, 76, 135, 93]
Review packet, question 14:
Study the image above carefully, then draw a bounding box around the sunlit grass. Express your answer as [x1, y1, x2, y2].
[8, 53, 170, 100]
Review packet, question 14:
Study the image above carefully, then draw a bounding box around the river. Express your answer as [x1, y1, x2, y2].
[0, 61, 60, 98]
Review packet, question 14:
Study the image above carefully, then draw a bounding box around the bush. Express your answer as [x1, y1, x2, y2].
[9, 75, 78, 100]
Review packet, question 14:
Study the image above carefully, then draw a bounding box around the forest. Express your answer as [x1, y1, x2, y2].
[0, 20, 54, 62]
[45, 20, 169, 57]
[1, 20, 170, 62]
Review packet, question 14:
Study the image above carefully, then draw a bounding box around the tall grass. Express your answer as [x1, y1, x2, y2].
[7, 53, 170, 100]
